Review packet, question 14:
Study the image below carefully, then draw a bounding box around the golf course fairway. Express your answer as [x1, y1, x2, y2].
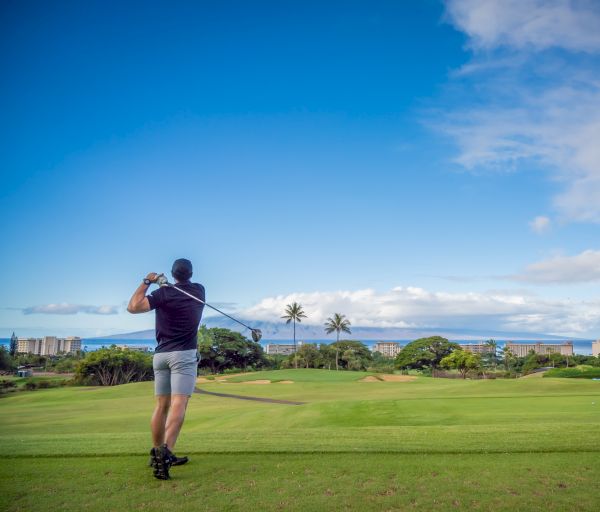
[1, 369, 599, 511]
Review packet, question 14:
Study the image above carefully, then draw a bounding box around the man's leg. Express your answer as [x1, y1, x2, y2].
[151, 395, 171, 447]
[150, 354, 174, 479]
[165, 394, 189, 450]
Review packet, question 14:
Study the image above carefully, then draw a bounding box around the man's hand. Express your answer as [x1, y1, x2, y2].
[128, 274, 155, 314]
[145, 272, 159, 283]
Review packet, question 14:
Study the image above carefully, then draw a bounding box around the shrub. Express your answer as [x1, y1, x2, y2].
[24, 380, 38, 390]
[0, 379, 17, 389]
[75, 346, 153, 386]
[544, 367, 600, 379]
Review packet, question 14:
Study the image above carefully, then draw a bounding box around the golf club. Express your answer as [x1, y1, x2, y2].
[155, 274, 262, 343]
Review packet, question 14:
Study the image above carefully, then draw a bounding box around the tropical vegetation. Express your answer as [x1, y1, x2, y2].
[281, 302, 307, 368]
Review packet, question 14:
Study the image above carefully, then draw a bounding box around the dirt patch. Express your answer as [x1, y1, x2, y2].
[379, 375, 416, 382]
[360, 374, 416, 382]
[520, 371, 548, 379]
[360, 376, 382, 382]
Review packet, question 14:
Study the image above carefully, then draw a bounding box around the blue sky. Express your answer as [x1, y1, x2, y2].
[2, 0, 600, 338]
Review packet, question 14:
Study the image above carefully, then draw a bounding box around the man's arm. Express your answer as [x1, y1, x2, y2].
[127, 273, 158, 314]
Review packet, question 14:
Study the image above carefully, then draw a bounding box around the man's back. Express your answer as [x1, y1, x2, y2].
[148, 282, 205, 352]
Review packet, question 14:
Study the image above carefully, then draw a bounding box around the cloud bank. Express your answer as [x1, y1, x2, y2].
[445, 0, 600, 52]
[441, 0, 600, 222]
[514, 249, 600, 283]
[240, 285, 600, 336]
[22, 303, 119, 315]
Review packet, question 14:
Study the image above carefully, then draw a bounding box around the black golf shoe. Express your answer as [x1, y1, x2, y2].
[170, 454, 189, 466]
[150, 444, 173, 480]
[148, 451, 189, 467]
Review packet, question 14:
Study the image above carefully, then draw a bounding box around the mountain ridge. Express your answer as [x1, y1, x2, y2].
[93, 318, 583, 341]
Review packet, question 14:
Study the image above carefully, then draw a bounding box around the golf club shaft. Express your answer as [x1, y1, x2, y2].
[170, 285, 256, 333]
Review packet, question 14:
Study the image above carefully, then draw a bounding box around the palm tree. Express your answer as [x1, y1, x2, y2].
[485, 339, 498, 371]
[500, 345, 515, 372]
[324, 313, 352, 371]
[281, 302, 307, 368]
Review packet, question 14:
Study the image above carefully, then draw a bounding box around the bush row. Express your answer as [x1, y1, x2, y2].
[544, 367, 600, 379]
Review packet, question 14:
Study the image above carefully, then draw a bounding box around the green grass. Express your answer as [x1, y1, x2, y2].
[1, 369, 600, 511]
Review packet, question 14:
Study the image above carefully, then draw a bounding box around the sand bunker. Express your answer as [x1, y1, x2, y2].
[360, 376, 382, 382]
[360, 374, 416, 382]
[241, 379, 271, 384]
[278, 380, 294, 384]
[379, 375, 416, 382]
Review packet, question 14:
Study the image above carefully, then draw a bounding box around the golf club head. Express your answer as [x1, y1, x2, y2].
[251, 329, 262, 343]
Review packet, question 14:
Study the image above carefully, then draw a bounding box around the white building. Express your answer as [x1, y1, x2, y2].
[265, 341, 304, 355]
[372, 342, 402, 358]
[116, 344, 149, 352]
[593, 340, 600, 357]
[459, 343, 496, 355]
[17, 336, 81, 356]
[505, 341, 573, 358]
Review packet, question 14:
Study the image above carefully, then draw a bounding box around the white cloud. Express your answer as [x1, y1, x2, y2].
[445, 0, 600, 52]
[240, 286, 600, 336]
[440, 0, 600, 223]
[514, 249, 600, 283]
[22, 303, 119, 315]
[529, 215, 551, 234]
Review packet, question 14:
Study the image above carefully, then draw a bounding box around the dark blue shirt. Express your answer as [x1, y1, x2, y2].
[147, 282, 205, 353]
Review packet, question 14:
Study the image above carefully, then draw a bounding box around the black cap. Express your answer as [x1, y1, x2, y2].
[171, 258, 193, 281]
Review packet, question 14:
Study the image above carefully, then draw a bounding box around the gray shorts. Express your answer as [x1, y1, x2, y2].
[153, 349, 198, 396]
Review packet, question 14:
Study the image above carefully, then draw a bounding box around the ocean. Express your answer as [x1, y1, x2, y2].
[0, 338, 595, 355]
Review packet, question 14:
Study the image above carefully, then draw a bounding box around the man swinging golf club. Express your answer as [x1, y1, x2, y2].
[127, 258, 205, 480]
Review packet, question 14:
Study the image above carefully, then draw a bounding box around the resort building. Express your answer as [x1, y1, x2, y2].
[459, 343, 496, 355]
[372, 342, 402, 358]
[593, 340, 600, 357]
[265, 341, 304, 355]
[505, 341, 573, 358]
[115, 344, 150, 352]
[17, 336, 81, 356]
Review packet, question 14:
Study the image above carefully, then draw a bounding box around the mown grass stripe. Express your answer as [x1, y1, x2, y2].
[4, 448, 600, 459]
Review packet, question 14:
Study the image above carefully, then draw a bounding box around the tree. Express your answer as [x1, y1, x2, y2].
[0, 346, 16, 372]
[440, 349, 482, 378]
[329, 340, 372, 371]
[295, 343, 320, 368]
[75, 346, 153, 386]
[317, 344, 336, 370]
[281, 302, 307, 369]
[395, 336, 459, 373]
[482, 339, 498, 371]
[500, 345, 516, 372]
[9, 332, 18, 357]
[197, 326, 265, 373]
[324, 313, 352, 370]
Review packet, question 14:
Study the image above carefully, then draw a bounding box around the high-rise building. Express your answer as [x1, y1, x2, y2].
[372, 342, 402, 358]
[505, 342, 573, 358]
[17, 336, 82, 356]
[265, 341, 304, 355]
[459, 343, 495, 355]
